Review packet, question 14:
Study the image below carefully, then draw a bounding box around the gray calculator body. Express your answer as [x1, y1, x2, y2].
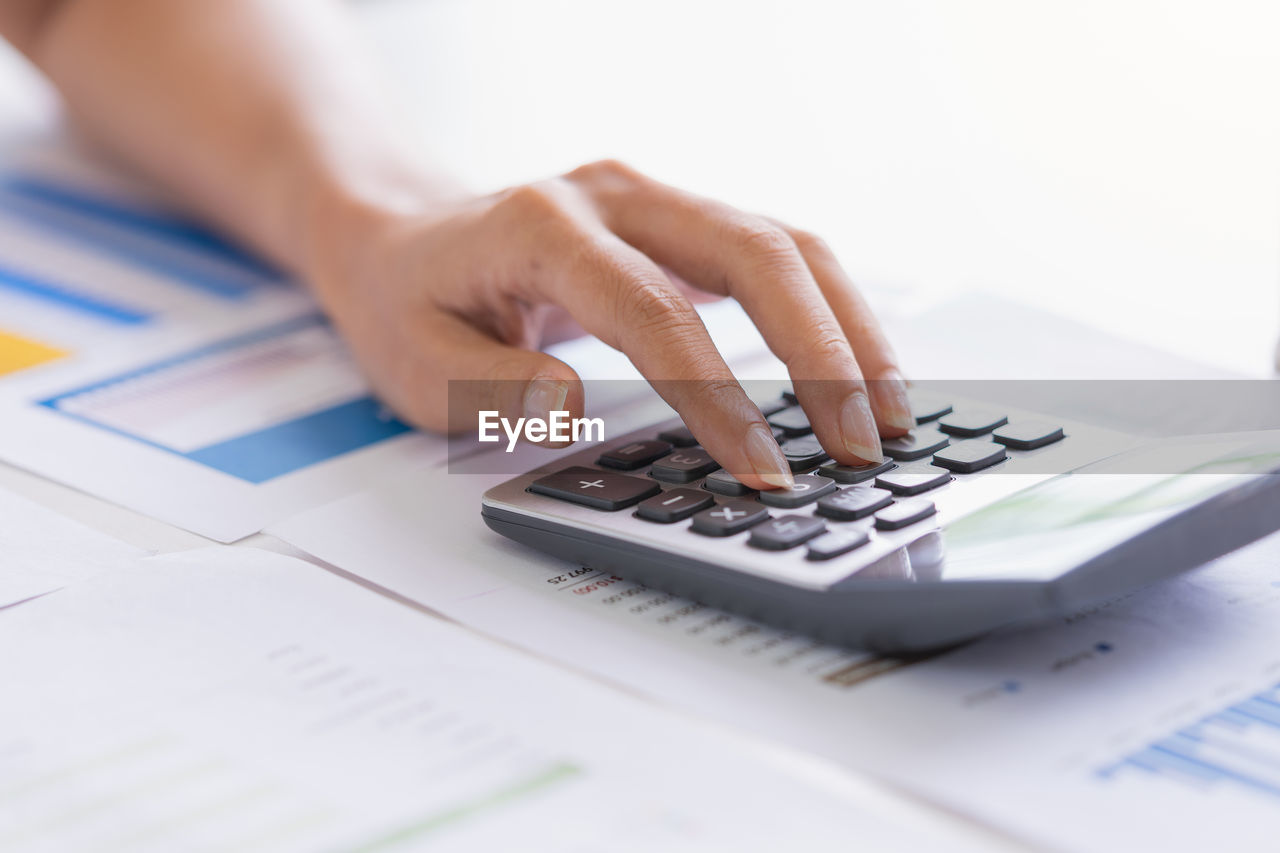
[482, 396, 1280, 653]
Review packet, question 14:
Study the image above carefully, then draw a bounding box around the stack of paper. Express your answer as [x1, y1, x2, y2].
[0, 540, 977, 851]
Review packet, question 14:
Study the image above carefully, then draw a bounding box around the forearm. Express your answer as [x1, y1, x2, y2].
[1, 0, 456, 291]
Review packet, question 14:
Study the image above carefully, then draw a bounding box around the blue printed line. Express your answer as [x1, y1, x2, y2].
[0, 177, 282, 299]
[1231, 700, 1280, 728]
[1144, 745, 1223, 782]
[1150, 743, 1280, 797]
[2, 177, 277, 275]
[0, 262, 150, 325]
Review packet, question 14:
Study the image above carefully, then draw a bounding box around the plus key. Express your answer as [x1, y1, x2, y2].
[529, 466, 661, 510]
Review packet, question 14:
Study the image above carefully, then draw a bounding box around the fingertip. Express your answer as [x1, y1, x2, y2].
[742, 421, 794, 490]
[868, 368, 915, 436]
[522, 376, 570, 422]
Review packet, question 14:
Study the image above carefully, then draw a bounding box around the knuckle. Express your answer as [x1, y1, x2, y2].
[808, 329, 854, 362]
[725, 219, 797, 265]
[497, 181, 569, 221]
[698, 377, 746, 407]
[617, 278, 696, 340]
[621, 279, 689, 327]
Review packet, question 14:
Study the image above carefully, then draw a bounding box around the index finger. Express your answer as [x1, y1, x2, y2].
[583, 170, 884, 465]
[531, 225, 795, 490]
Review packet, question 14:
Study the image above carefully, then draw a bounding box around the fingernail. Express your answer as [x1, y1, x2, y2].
[744, 422, 794, 489]
[873, 369, 916, 432]
[523, 377, 569, 421]
[839, 391, 883, 463]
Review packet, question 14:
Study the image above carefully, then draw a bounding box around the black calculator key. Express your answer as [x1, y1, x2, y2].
[993, 422, 1065, 451]
[932, 440, 1007, 474]
[755, 397, 790, 417]
[815, 486, 893, 521]
[938, 410, 1009, 437]
[749, 515, 827, 551]
[781, 389, 799, 404]
[691, 500, 770, 537]
[651, 448, 720, 483]
[704, 469, 756, 497]
[874, 498, 937, 530]
[779, 435, 829, 472]
[758, 473, 838, 508]
[910, 393, 953, 424]
[817, 459, 895, 484]
[529, 466, 661, 510]
[658, 425, 698, 447]
[880, 427, 950, 462]
[807, 529, 870, 560]
[767, 406, 813, 437]
[597, 439, 673, 470]
[875, 464, 951, 496]
[636, 488, 714, 523]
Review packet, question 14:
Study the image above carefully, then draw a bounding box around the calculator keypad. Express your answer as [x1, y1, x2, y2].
[520, 390, 1071, 573]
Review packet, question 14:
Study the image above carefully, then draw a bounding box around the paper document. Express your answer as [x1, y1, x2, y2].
[0, 545, 972, 852]
[0, 143, 443, 541]
[271, 459, 1280, 851]
[0, 487, 141, 608]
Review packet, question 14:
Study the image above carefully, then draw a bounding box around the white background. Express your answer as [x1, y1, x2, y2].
[355, 0, 1280, 376]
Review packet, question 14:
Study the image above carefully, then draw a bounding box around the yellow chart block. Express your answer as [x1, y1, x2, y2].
[0, 328, 68, 376]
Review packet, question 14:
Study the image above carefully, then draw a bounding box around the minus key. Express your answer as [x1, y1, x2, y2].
[635, 488, 714, 523]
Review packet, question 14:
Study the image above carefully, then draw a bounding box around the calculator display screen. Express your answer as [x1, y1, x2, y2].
[930, 434, 1280, 582]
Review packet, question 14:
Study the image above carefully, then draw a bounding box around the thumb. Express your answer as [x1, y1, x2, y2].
[406, 311, 584, 436]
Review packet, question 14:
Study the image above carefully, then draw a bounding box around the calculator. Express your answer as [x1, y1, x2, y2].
[482, 387, 1280, 652]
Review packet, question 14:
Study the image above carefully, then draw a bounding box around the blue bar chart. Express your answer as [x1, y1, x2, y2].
[1098, 683, 1280, 800]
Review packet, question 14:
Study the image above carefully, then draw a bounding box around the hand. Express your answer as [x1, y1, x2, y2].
[307, 159, 914, 491]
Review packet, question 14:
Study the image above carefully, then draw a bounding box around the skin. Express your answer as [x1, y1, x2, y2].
[0, 0, 915, 491]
